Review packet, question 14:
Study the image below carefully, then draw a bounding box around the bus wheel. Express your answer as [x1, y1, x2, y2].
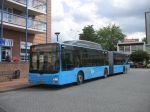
[123, 67, 127, 74]
[104, 69, 108, 78]
[77, 72, 84, 85]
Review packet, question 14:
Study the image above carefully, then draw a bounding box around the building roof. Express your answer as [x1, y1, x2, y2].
[123, 38, 139, 43]
[118, 42, 145, 46]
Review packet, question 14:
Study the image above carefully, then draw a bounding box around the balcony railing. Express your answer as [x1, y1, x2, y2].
[28, 0, 46, 13]
[11, 0, 26, 5]
[28, 18, 46, 31]
[0, 10, 46, 32]
[10, 0, 46, 13]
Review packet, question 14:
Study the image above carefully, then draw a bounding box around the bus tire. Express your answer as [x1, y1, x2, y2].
[77, 72, 84, 85]
[123, 67, 127, 74]
[104, 69, 108, 78]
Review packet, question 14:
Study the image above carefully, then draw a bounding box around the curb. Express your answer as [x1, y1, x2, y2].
[0, 84, 35, 93]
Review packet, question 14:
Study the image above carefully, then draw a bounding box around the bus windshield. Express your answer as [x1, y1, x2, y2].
[29, 44, 60, 74]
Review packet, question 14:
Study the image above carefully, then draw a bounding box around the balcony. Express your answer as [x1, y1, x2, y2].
[5, 0, 46, 15]
[0, 11, 46, 34]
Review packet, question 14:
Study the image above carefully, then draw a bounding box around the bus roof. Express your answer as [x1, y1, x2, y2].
[62, 40, 103, 50]
[30, 40, 104, 51]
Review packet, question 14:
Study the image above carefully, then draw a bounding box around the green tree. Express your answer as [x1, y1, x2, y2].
[130, 50, 149, 62]
[97, 24, 125, 51]
[79, 25, 97, 42]
[79, 24, 125, 51]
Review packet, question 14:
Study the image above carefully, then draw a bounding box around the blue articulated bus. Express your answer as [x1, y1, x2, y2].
[28, 40, 129, 85]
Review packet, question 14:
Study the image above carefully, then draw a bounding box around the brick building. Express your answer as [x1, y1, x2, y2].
[0, 0, 51, 62]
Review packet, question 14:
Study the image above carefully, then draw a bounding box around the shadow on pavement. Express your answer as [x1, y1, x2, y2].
[0, 107, 7, 112]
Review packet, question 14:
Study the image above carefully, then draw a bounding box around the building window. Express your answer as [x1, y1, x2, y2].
[20, 41, 32, 62]
[131, 45, 143, 52]
[119, 46, 124, 52]
[124, 46, 130, 53]
[1, 47, 11, 62]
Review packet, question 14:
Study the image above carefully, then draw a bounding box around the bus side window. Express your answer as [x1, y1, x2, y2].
[62, 50, 74, 71]
[74, 55, 80, 67]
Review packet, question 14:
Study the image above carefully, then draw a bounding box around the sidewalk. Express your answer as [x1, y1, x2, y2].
[0, 78, 30, 92]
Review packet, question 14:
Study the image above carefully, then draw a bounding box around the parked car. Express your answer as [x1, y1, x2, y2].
[134, 62, 146, 68]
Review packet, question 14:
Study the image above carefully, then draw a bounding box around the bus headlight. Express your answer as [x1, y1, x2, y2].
[53, 77, 58, 81]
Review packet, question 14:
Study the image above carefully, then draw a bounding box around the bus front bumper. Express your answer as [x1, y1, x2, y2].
[28, 73, 60, 85]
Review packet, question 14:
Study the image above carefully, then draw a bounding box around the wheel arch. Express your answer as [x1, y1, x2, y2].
[77, 70, 84, 78]
[104, 67, 108, 73]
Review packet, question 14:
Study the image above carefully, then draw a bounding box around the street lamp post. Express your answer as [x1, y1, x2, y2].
[55, 32, 60, 42]
[25, 0, 28, 63]
[0, 0, 4, 38]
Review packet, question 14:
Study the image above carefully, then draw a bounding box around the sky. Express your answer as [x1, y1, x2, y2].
[52, 0, 150, 42]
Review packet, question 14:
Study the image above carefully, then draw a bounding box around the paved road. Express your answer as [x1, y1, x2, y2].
[0, 69, 150, 112]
